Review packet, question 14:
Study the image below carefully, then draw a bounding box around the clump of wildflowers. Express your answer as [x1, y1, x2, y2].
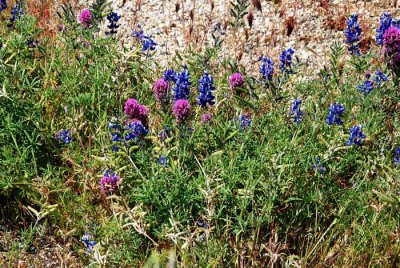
[153, 78, 170, 105]
[133, 24, 157, 53]
[312, 157, 326, 174]
[393, 147, 400, 166]
[229, 73, 244, 90]
[7, 4, 23, 28]
[125, 120, 149, 141]
[173, 67, 192, 101]
[358, 71, 387, 96]
[173, 99, 191, 124]
[198, 71, 215, 108]
[57, 130, 71, 144]
[239, 113, 252, 129]
[376, 13, 393, 45]
[345, 14, 362, 55]
[383, 26, 400, 76]
[259, 55, 274, 81]
[100, 170, 121, 194]
[106, 12, 121, 35]
[81, 234, 96, 254]
[326, 103, 345, 126]
[346, 125, 366, 146]
[78, 9, 92, 28]
[124, 98, 149, 125]
[201, 113, 212, 124]
[279, 48, 295, 74]
[291, 99, 303, 124]
[0, 0, 7, 12]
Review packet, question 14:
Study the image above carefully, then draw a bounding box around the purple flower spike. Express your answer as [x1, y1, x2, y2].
[78, 9, 92, 28]
[201, 113, 212, 124]
[100, 170, 121, 194]
[124, 98, 149, 125]
[383, 26, 400, 76]
[154, 78, 170, 103]
[229, 73, 244, 90]
[173, 99, 191, 124]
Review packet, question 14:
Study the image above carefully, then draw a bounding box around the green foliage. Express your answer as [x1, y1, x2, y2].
[229, 0, 250, 30]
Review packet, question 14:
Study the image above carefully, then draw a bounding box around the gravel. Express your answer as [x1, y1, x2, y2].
[63, 0, 400, 75]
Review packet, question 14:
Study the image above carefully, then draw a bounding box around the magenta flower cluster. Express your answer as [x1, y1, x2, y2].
[173, 99, 191, 124]
[100, 170, 120, 194]
[78, 9, 92, 28]
[153, 78, 170, 104]
[229, 73, 244, 90]
[201, 113, 212, 124]
[124, 98, 149, 126]
[383, 26, 400, 76]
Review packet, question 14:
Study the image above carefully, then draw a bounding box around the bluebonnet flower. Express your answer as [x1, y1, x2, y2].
[259, 55, 274, 81]
[358, 80, 374, 96]
[7, 4, 23, 28]
[345, 14, 362, 55]
[198, 71, 215, 107]
[101, 170, 120, 193]
[326, 103, 345, 126]
[196, 221, 209, 228]
[358, 71, 387, 96]
[346, 125, 366, 146]
[109, 121, 121, 130]
[106, 12, 121, 35]
[373, 70, 387, 87]
[125, 120, 148, 141]
[392, 19, 400, 28]
[291, 99, 303, 123]
[173, 67, 192, 101]
[133, 24, 156, 52]
[27, 38, 38, 48]
[163, 69, 177, 83]
[81, 234, 96, 254]
[109, 121, 122, 151]
[57, 130, 71, 144]
[279, 48, 295, 74]
[110, 133, 122, 152]
[376, 13, 393, 45]
[158, 156, 168, 166]
[393, 147, 400, 166]
[239, 113, 252, 129]
[158, 126, 172, 143]
[0, 0, 7, 12]
[312, 157, 326, 174]
[111, 133, 122, 142]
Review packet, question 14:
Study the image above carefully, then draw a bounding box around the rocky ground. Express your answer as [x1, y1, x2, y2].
[67, 0, 400, 75]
